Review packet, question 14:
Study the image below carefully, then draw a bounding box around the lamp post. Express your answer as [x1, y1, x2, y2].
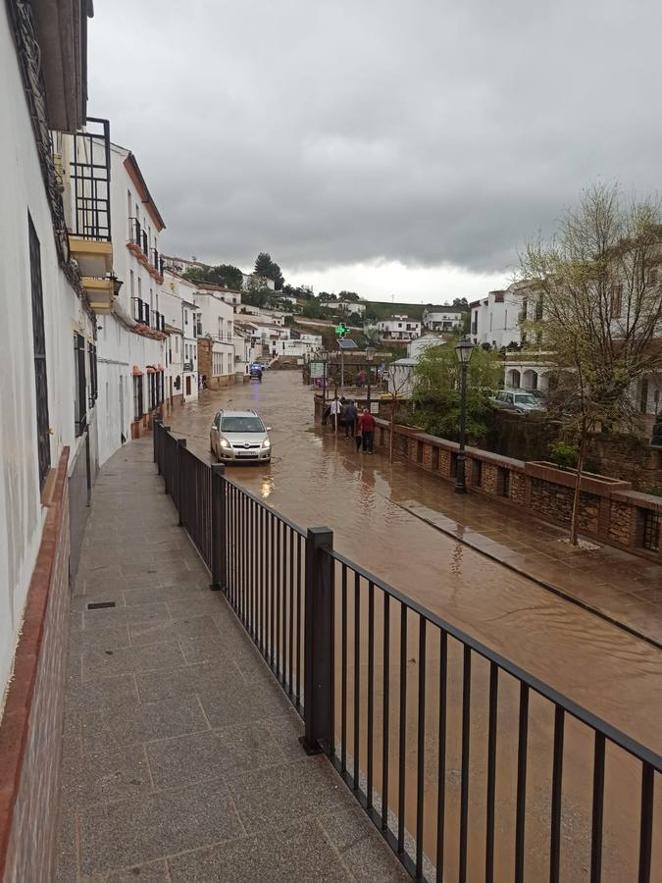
[454, 337, 475, 493]
[365, 346, 375, 410]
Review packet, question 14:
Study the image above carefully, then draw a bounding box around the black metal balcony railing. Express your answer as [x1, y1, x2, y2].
[153, 420, 660, 883]
[131, 217, 142, 247]
[70, 117, 111, 241]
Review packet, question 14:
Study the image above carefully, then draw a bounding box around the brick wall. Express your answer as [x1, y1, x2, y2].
[0, 449, 71, 882]
[366, 418, 662, 563]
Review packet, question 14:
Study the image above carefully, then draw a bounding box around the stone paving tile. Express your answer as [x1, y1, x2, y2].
[128, 614, 221, 646]
[70, 623, 131, 653]
[82, 601, 171, 630]
[226, 756, 355, 833]
[105, 859, 170, 882]
[167, 819, 352, 882]
[197, 672, 292, 728]
[320, 807, 411, 882]
[166, 596, 228, 619]
[78, 778, 244, 877]
[82, 640, 186, 680]
[66, 673, 140, 714]
[61, 743, 152, 808]
[121, 584, 208, 606]
[81, 694, 209, 751]
[146, 721, 288, 789]
[134, 661, 233, 704]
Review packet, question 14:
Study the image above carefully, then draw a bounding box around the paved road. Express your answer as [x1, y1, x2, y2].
[168, 372, 661, 751]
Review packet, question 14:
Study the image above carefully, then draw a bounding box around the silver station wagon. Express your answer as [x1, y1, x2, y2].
[210, 409, 272, 463]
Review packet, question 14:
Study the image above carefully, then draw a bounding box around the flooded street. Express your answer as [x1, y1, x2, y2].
[167, 371, 661, 880]
[168, 371, 661, 750]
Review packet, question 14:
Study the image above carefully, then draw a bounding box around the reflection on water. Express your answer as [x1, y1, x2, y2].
[167, 372, 662, 754]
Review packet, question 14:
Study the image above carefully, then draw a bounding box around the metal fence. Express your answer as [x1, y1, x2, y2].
[153, 419, 660, 882]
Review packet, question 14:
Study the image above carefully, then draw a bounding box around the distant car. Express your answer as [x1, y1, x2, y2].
[491, 390, 546, 414]
[210, 410, 272, 463]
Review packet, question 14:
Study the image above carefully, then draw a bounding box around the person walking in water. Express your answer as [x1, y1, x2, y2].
[358, 408, 376, 453]
[344, 400, 358, 439]
[328, 396, 342, 432]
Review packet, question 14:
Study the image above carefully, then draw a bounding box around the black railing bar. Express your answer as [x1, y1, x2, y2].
[328, 550, 662, 771]
[224, 476, 306, 537]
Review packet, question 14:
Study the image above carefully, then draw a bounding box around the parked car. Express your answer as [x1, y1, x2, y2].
[210, 409, 272, 463]
[490, 390, 546, 414]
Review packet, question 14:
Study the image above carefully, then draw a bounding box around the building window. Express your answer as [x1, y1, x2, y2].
[640, 378, 649, 414]
[641, 509, 660, 552]
[29, 216, 50, 488]
[73, 332, 87, 436]
[184, 309, 188, 325]
[133, 375, 144, 420]
[88, 342, 98, 406]
[610, 284, 623, 317]
[431, 447, 440, 471]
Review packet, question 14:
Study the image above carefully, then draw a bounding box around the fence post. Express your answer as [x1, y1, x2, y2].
[302, 526, 334, 755]
[161, 426, 171, 493]
[176, 438, 187, 526]
[153, 415, 161, 466]
[210, 463, 226, 592]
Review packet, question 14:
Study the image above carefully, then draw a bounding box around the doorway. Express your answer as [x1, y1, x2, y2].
[185, 375, 191, 397]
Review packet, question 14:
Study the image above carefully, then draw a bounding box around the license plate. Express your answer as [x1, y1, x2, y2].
[237, 451, 257, 458]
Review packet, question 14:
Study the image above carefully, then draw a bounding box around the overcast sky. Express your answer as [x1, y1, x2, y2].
[89, 0, 662, 302]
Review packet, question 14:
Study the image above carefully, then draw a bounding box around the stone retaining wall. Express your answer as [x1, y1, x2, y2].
[314, 395, 661, 562]
[369, 417, 662, 561]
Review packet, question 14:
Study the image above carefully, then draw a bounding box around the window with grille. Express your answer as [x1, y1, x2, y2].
[133, 375, 143, 420]
[29, 216, 51, 488]
[74, 333, 87, 437]
[641, 509, 660, 552]
[88, 342, 98, 406]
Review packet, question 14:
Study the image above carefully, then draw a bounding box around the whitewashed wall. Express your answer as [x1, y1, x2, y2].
[0, 8, 93, 706]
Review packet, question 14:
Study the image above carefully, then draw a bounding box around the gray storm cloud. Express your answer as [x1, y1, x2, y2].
[89, 0, 662, 274]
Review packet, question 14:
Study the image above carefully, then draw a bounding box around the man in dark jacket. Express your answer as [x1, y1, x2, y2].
[343, 400, 358, 438]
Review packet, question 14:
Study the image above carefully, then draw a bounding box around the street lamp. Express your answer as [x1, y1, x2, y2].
[365, 346, 375, 410]
[454, 337, 475, 493]
[318, 350, 329, 401]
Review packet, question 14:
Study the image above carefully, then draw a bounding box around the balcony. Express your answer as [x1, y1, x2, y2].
[85, 276, 115, 313]
[67, 118, 114, 288]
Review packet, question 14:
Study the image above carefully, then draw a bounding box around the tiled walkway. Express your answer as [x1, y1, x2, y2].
[55, 438, 407, 882]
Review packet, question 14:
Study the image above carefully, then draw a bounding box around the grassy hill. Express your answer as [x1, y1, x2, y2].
[362, 301, 458, 321]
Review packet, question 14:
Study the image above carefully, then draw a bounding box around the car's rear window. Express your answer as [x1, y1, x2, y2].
[221, 416, 264, 433]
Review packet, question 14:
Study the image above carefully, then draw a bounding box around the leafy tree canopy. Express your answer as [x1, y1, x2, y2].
[412, 345, 502, 442]
[254, 252, 285, 290]
[183, 263, 243, 290]
[338, 290, 360, 302]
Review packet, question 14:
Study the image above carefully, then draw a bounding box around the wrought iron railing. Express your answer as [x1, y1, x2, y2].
[152, 420, 661, 882]
[70, 118, 111, 241]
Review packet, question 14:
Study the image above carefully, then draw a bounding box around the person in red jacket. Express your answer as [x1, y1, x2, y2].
[358, 408, 376, 453]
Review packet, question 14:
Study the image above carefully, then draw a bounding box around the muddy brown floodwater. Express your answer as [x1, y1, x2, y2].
[167, 371, 661, 881]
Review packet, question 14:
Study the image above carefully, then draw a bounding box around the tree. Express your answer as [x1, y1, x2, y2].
[520, 183, 662, 544]
[338, 291, 360, 302]
[452, 297, 469, 309]
[254, 252, 285, 290]
[182, 263, 243, 289]
[412, 344, 502, 442]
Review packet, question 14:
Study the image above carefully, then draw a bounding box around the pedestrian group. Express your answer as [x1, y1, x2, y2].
[324, 397, 376, 453]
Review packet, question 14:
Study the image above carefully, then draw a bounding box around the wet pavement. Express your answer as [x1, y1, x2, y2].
[56, 438, 407, 881]
[166, 371, 662, 754]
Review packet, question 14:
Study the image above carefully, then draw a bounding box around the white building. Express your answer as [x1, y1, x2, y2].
[193, 287, 236, 389]
[376, 315, 422, 341]
[181, 298, 199, 402]
[1, 0, 102, 716]
[408, 335, 445, 360]
[242, 272, 275, 291]
[470, 282, 537, 350]
[277, 333, 323, 358]
[320, 300, 366, 318]
[161, 272, 199, 406]
[233, 327, 258, 378]
[422, 307, 465, 333]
